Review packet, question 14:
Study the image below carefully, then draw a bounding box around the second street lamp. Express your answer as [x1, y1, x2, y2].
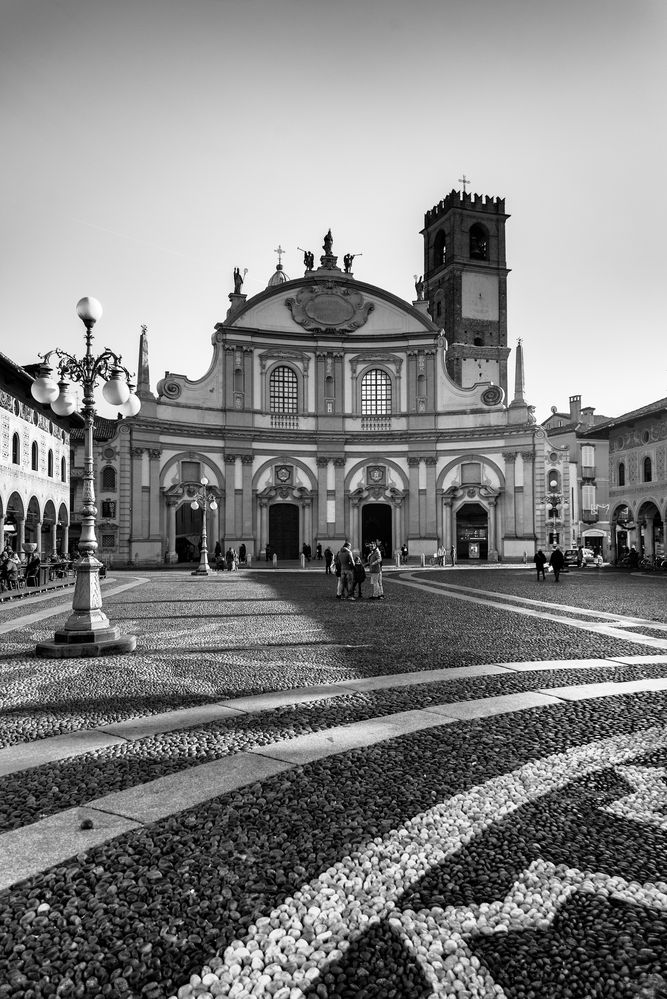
[31, 297, 141, 657]
[190, 477, 218, 576]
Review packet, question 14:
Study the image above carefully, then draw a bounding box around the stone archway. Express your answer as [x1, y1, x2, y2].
[637, 501, 664, 560]
[456, 502, 489, 560]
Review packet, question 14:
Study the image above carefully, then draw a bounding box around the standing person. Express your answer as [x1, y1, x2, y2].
[549, 544, 565, 582]
[336, 540, 355, 600]
[316, 543, 322, 561]
[533, 548, 547, 581]
[576, 546, 584, 569]
[628, 545, 640, 569]
[226, 547, 234, 572]
[400, 543, 408, 565]
[450, 545, 455, 566]
[324, 546, 333, 574]
[367, 540, 384, 599]
[352, 553, 366, 598]
[265, 544, 272, 563]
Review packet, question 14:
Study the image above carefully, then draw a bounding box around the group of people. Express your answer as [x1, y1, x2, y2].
[214, 542, 246, 571]
[332, 540, 384, 601]
[533, 545, 565, 582]
[0, 546, 22, 590]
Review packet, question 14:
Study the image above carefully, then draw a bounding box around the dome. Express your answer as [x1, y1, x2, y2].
[267, 263, 290, 288]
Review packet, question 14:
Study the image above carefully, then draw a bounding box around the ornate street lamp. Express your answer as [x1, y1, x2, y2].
[189, 477, 218, 576]
[30, 297, 141, 657]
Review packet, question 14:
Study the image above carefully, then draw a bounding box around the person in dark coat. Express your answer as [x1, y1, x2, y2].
[351, 553, 366, 598]
[533, 549, 547, 581]
[324, 546, 333, 574]
[549, 545, 565, 582]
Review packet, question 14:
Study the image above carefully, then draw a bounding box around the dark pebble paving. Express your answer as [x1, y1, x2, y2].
[1, 691, 666, 998]
[4, 662, 667, 832]
[1, 576, 659, 749]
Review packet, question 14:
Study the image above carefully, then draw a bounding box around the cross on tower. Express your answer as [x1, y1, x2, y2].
[274, 244, 286, 266]
[458, 174, 470, 193]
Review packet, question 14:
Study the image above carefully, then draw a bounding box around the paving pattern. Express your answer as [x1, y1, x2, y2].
[0, 566, 666, 998]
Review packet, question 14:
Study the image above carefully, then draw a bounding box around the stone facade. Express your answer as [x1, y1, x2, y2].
[541, 396, 611, 556]
[82, 194, 545, 566]
[583, 398, 667, 562]
[0, 353, 73, 555]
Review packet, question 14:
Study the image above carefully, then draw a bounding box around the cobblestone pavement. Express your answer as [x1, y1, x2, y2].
[1, 567, 666, 999]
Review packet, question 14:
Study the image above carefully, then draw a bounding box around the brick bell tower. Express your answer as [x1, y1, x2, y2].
[421, 185, 511, 396]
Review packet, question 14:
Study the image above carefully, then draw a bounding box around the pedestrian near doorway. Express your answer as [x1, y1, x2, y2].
[549, 544, 565, 582]
[367, 540, 384, 599]
[324, 546, 333, 574]
[534, 549, 547, 581]
[336, 541, 355, 600]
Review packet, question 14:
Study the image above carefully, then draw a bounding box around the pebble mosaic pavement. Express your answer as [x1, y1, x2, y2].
[1, 565, 666, 999]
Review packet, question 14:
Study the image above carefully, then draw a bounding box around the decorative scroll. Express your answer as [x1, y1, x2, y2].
[286, 283, 374, 332]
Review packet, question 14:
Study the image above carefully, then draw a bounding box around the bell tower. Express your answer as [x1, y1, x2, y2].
[421, 186, 511, 395]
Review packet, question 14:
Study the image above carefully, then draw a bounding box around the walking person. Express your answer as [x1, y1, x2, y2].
[367, 540, 384, 599]
[336, 541, 355, 600]
[351, 553, 366, 598]
[324, 546, 333, 574]
[549, 544, 565, 582]
[534, 548, 547, 581]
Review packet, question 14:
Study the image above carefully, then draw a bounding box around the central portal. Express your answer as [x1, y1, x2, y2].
[456, 502, 488, 560]
[269, 503, 299, 560]
[361, 503, 392, 558]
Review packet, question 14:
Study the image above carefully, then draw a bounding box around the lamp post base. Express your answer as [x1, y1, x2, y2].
[36, 627, 137, 658]
[191, 565, 212, 576]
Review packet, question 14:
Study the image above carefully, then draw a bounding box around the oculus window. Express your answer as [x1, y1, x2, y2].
[270, 366, 298, 413]
[361, 369, 391, 416]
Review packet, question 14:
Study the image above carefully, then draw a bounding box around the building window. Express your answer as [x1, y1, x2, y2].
[469, 223, 489, 260]
[581, 445, 595, 467]
[31, 441, 39, 470]
[461, 462, 481, 484]
[47, 449, 54, 477]
[101, 500, 116, 519]
[270, 366, 298, 413]
[12, 433, 20, 465]
[582, 484, 596, 510]
[101, 466, 117, 490]
[61, 456, 67, 482]
[101, 533, 116, 549]
[361, 369, 391, 416]
[644, 456, 652, 482]
[618, 462, 625, 486]
[433, 229, 446, 266]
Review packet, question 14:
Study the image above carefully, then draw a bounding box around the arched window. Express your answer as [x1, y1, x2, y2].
[101, 466, 117, 490]
[361, 369, 391, 416]
[47, 450, 54, 477]
[433, 230, 446, 267]
[469, 223, 489, 260]
[618, 462, 625, 486]
[270, 366, 298, 413]
[61, 456, 67, 482]
[31, 441, 39, 470]
[644, 456, 652, 482]
[12, 433, 20, 465]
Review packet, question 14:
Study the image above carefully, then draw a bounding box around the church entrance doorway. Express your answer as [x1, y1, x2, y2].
[456, 503, 488, 560]
[361, 503, 392, 559]
[269, 503, 299, 560]
[175, 503, 201, 562]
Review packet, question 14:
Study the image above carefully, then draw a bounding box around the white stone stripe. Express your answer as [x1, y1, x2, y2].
[0, 576, 148, 636]
[0, 659, 625, 777]
[1, 680, 667, 893]
[394, 575, 667, 650]
[175, 724, 667, 999]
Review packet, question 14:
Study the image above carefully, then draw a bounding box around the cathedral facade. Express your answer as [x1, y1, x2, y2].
[84, 190, 547, 565]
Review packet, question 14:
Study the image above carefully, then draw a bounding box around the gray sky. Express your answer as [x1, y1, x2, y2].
[2, 0, 665, 422]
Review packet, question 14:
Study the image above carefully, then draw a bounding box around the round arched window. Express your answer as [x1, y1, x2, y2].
[269, 367, 298, 413]
[361, 370, 391, 416]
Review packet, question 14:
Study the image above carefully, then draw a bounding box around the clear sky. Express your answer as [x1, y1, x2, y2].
[1, 0, 665, 422]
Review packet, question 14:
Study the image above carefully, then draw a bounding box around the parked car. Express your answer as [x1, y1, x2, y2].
[563, 547, 596, 567]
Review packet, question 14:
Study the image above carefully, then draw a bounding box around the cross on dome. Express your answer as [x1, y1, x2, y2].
[274, 244, 286, 267]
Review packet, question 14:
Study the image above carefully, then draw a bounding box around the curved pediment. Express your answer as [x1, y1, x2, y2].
[226, 275, 437, 337]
